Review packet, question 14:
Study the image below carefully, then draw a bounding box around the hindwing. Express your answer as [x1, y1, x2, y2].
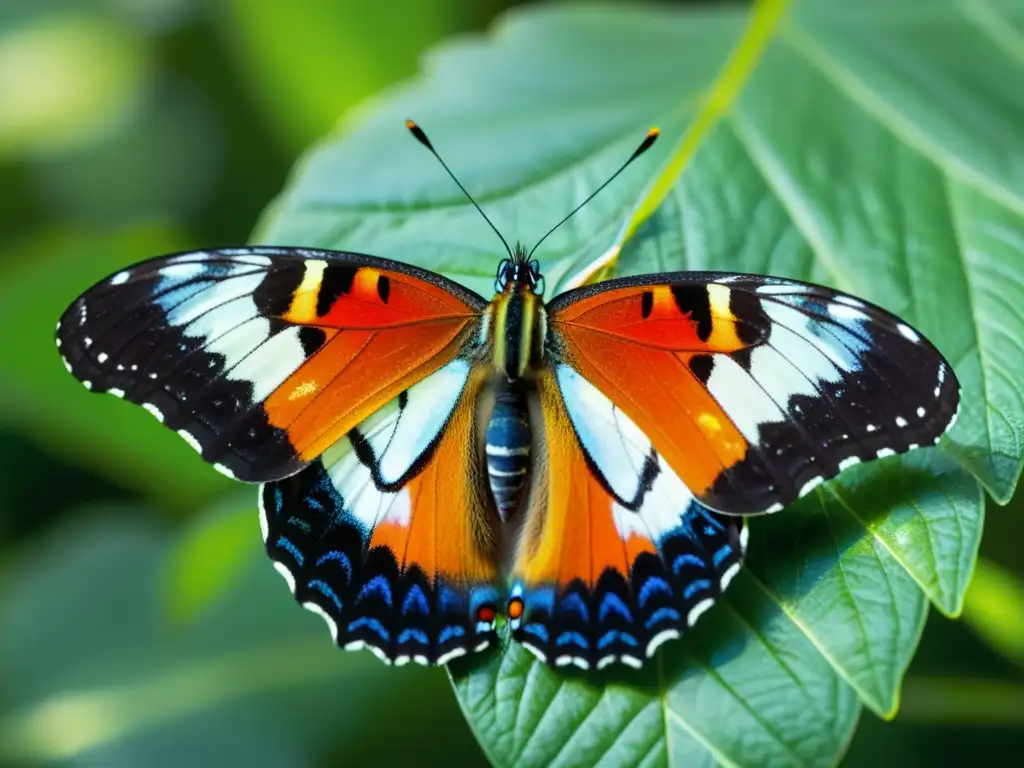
[509, 368, 747, 670]
[261, 360, 501, 665]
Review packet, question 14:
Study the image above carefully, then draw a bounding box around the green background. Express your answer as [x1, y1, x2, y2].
[0, 0, 1021, 766]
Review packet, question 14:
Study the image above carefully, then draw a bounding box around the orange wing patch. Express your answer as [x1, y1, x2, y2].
[366, 368, 497, 584]
[553, 326, 748, 498]
[552, 282, 764, 353]
[265, 319, 471, 462]
[265, 259, 485, 462]
[514, 370, 657, 589]
[549, 281, 766, 500]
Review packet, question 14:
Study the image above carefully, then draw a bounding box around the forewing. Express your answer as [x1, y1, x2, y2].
[261, 360, 501, 666]
[56, 247, 487, 482]
[548, 273, 960, 514]
[509, 368, 747, 670]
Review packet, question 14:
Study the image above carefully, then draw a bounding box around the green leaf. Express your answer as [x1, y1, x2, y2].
[250, 0, 1017, 765]
[0, 509, 484, 765]
[161, 493, 259, 626]
[0, 224, 236, 511]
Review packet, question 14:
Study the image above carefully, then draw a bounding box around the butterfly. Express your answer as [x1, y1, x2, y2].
[55, 121, 960, 670]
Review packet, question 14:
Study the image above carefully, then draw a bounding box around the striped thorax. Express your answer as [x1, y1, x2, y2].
[488, 249, 547, 381]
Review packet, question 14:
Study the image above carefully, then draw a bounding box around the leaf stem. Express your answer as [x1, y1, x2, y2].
[565, 0, 794, 288]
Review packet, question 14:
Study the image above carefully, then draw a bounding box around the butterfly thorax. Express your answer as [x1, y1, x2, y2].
[488, 245, 547, 382]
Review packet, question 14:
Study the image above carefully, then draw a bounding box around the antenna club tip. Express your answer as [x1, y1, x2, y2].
[405, 119, 433, 149]
[648, 127, 660, 138]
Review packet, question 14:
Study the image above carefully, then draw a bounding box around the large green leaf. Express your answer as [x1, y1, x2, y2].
[0, 507, 484, 766]
[253, 0, 1020, 765]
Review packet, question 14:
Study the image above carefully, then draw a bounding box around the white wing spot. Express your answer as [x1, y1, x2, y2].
[720, 561, 741, 590]
[866, 424, 877, 433]
[273, 561, 296, 594]
[110, 271, 130, 285]
[84, 337, 93, 348]
[257, 489, 269, 542]
[302, 601, 339, 644]
[877, 447, 896, 458]
[897, 323, 920, 342]
[686, 598, 715, 628]
[142, 403, 163, 422]
[896, 416, 908, 427]
[96, 352, 108, 363]
[838, 456, 861, 471]
[908, 443, 919, 450]
[213, 463, 236, 479]
[799, 476, 824, 496]
[82, 380, 93, 390]
[107, 388, 125, 398]
[436, 647, 468, 666]
[177, 430, 202, 453]
[756, 283, 811, 295]
[829, 303, 870, 323]
[917, 406, 926, 418]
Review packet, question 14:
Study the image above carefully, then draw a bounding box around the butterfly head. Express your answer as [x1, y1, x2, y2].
[496, 245, 543, 295]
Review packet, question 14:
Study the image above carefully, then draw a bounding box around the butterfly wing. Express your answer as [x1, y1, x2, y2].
[547, 273, 960, 514]
[56, 247, 487, 482]
[509, 367, 747, 669]
[261, 359, 502, 665]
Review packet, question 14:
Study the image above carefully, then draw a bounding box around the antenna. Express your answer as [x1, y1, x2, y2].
[528, 127, 660, 259]
[406, 120, 514, 260]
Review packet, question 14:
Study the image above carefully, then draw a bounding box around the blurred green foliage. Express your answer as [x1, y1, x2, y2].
[0, 0, 1021, 766]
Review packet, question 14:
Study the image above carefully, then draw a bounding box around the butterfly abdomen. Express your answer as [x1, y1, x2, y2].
[485, 383, 531, 522]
